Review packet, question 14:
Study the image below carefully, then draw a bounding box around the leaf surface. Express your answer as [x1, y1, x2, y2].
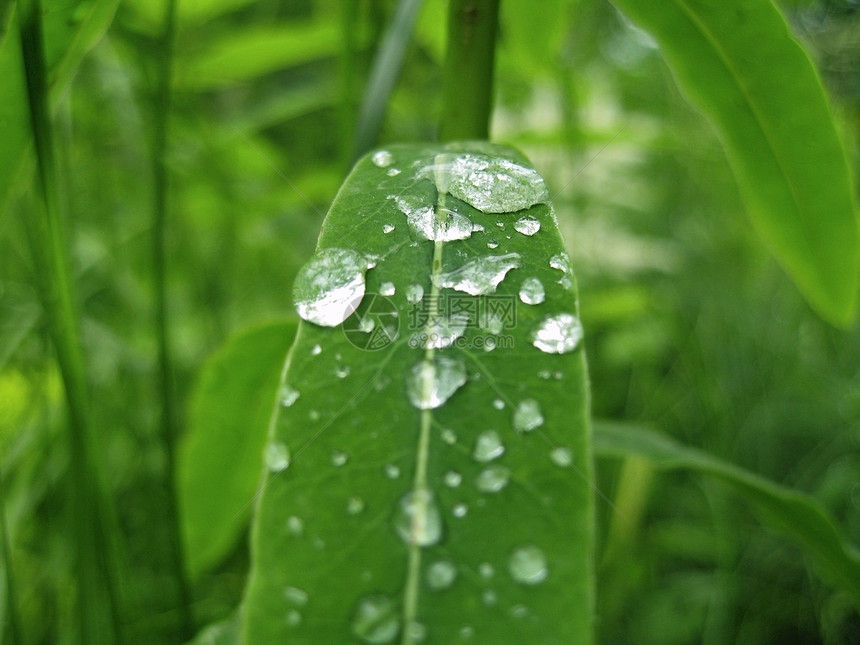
[611, 0, 860, 325]
[242, 142, 593, 644]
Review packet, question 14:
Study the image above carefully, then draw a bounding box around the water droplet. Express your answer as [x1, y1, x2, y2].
[285, 609, 302, 626]
[387, 167, 401, 176]
[359, 316, 376, 333]
[513, 398, 544, 433]
[476, 464, 511, 493]
[477, 309, 504, 335]
[405, 284, 424, 304]
[382, 223, 395, 234]
[352, 594, 400, 644]
[406, 356, 467, 410]
[384, 464, 401, 479]
[509, 604, 528, 619]
[426, 559, 457, 590]
[531, 313, 583, 354]
[487, 241, 499, 249]
[482, 590, 498, 606]
[309, 410, 321, 421]
[549, 252, 574, 290]
[293, 248, 367, 327]
[479, 562, 495, 579]
[284, 586, 309, 606]
[393, 196, 473, 242]
[311, 344, 322, 356]
[434, 253, 522, 296]
[406, 621, 427, 642]
[395, 490, 443, 547]
[550, 446, 573, 467]
[279, 385, 300, 407]
[372, 150, 395, 168]
[518, 277, 545, 305]
[331, 450, 349, 467]
[347, 496, 365, 514]
[471, 222, 485, 232]
[443, 470, 462, 487]
[473, 430, 504, 462]
[287, 515, 304, 536]
[509, 544, 548, 585]
[415, 313, 468, 349]
[459, 625, 474, 639]
[514, 216, 541, 236]
[335, 364, 351, 378]
[265, 441, 290, 472]
[452, 503, 468, 517]
[380, 281, 396, 296]
[441, 428, 458, 445]
[492, 398, 505, 410]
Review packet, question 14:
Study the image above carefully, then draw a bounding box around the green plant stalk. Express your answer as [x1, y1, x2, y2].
[439, 0, 500, 141]
[151, 0, 194, 638]
[1, 474, 22, 645]
[16, 0, 123, 642]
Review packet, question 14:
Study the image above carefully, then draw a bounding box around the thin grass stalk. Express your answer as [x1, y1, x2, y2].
[16, 0, 123, 642]
[151, 0, 194, 638]
[0, 473, 22, 645]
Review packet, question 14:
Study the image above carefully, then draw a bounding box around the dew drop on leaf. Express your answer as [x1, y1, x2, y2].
[443, 470, 462, 488]
[331, 450, 349, 467]
[487, 240, 499, 249]
[441, 428, 458, 445]
[393, 195, 473, 242]
[284, 586, 309, 606]
[406, 621, 427, 642]
[264, 441, 290, 472]
[347, 496, 365, 515]
[508, 544, 548, 585]
[384, 464, 401, 479]
[395, 489, 443, 547]
[434, 254, 522, 295]
[334, 364, 351, 378]
[279, 385, 300, 407]
[351, 594, 400, 644]
[382, 223, 395, 234]
[549, 252, 574, 290]
[492, 398, 505, 410]
[531, 313, 583, 354]
[372, 150, 395, 168]
[310, 344, 322, 356]
[513, 398, 544, 433]
[482, 590, 498, 606]
[476, 464, 511, 493]
[405, 284, 424, 304]
[285, 609, 302, 627]
[380, 281, 396, 296]
[426, 559, 458, 590]
[473, 430, 504, 462]
[459, 626, 474, 640]
[513, 216, 541, 236]
[416, 313, 468, 349]
[550, 446, 573, 467]
[452, 503, 468, 518]
[293, 247, 367, 327]
[478, 562, 495, 579]
[406, 356, 467, 410]
[518, 277, 546, 305]
[286, 515, 304, 536]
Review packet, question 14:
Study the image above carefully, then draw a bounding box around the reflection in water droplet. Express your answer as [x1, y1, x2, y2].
[395, 490, 443, 547]
[514, 216, 541, 236]
[443, 470, 462, 488]
[434, 254, 522, 296]
[284, 586, 309, 606]
[372, 150, 395, 168]
[441, 428, 457, 445]
[380, 281, 396, 296]
[265, 441, 290, 472]
[352, 595, 400, 644]
[384, 464, 401, 479]
[405, 284, 424, 304]
[531, 313, 583, 354]
[285, 609, 302, 626]
[550, 446, 573, 467]
[518, 277, 546, 305]
[293, 248, 367, 327]
[280, 385, 300, 407]
[473, 430, 504, 462]
[476, 464, 511, 493]
[406, 356, 467, 410]
[509, 544, 548, 585]
[331, 451, 349, 467]
[513, 399, 544, 433]
[426, 559, 458, 590]
[382, 223, 395, 234]
[452, 503, 468, 518]
[347, 496, 366, 515]
[287, 516, 304, 536]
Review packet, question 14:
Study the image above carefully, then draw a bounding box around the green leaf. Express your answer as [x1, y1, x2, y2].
[611, 0, 860, 325]
[178, 320, 297, 578]
[242, 142, 594, 644]
[594, 421, 860, 606]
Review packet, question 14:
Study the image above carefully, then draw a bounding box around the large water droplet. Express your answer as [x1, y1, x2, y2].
[406, 356, 467, 410]
[434, 254, 522, 296]
[426, 559, 458, 590]
[513, 399, 544, 433]
[473, 430, 504, 462]
[395, 489, 443, 547]
[352, 595, 400, 644]
[508, 544, 548, 585]
[372, 150, 395, 168]
[293, 248, 367, 327]
[531, 313, 583, 354]
[518, 277, 545, 305]
[513, 216, 541, 236]
[265, 441, 290, 472]
[476, 464, 511, 493]
[405, 284, 424, 304]
[550, 446, 573, 467]
[549, 252, 574, 290]
[279, 385, 300, 407]
[393, 196, 472, 242]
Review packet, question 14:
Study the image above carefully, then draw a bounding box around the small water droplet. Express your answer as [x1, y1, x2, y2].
[380, 281, 396, 296]
[287, 516, 304, 536]
[479, 562, 495, 579]
[311, 344, 322, 356]
[509, 604, 528, 619]
[509, 544, 548, 585]
[285, 609, 302, 626]
[382, 223, 395, 234]
[406, 356, 467, 410]
[518, 277, 546, 305]
[384, 464, 401, 479]
[331, 450, 349, 467]
[406, 621, 427, 642]
[372, 150, 395, 168]
[459, 625, 474, 640]
[352, 594, 400, 644]
[452, 502, 468, 517]
[473, 430, 504, 462]
[405, 284, 424, 304]
[549, 252, 574, 290]
[482, 590, 498, 606]
[359, 316, 376, 333]
[434, 254, 522, 296]
[487, 241, 499, 249]
[335, 364, 351, 378]
[387, 167, 401, 176]
[550, 446, 573, 467]
[309, 409, 321, 421]
[265, 441, 290, 472]
[426, 559, 457, 590]
[279, 385, 300, 407]
[395, 490, 443, 547]
[443, 470, 462, 487]
[347, 496, 365, 514]
[492, 398, 505, 410]
[284, 586, 309, 606]
[514, 216, 541, 236]
[476, 464, 511, 493]
[293, 248, 367, 327]
[531, 313, 583, 354]
[471, 222, 485, 232]
[441, 428, 458, 445]
[513, 399, 544, 433]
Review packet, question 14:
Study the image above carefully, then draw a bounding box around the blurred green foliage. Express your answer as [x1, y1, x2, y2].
[1, 0, 859, 643]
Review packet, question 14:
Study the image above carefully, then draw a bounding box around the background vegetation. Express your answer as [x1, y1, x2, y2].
[1, 0, 859, 643]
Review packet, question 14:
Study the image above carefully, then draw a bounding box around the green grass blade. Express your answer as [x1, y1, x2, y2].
[242, 142, 594, 644]
[611, 0, 860, 325]
[179, 320, 297, 577]
[594, 421, 860, 606]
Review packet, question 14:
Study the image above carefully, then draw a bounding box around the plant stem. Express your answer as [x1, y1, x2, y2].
[17, 0, 124, 642]
[1, 474, 22, 645]
[439, 0, 500, 141]
[152, 0, 194, 639]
